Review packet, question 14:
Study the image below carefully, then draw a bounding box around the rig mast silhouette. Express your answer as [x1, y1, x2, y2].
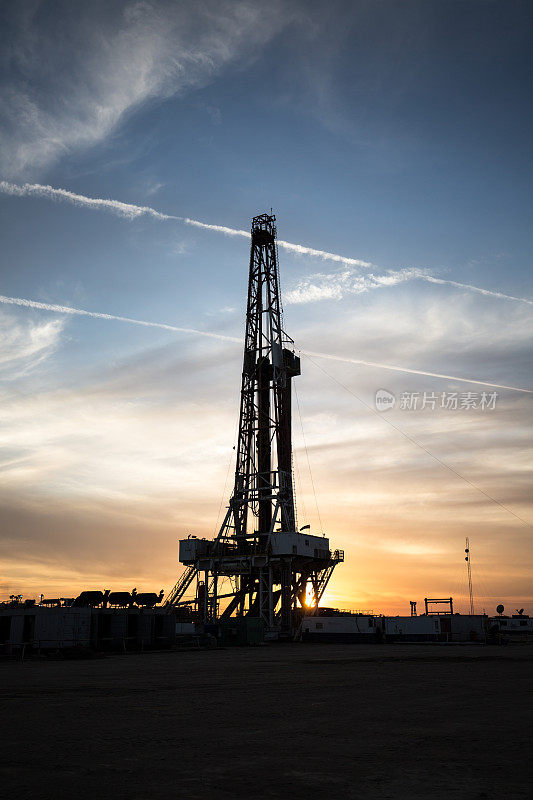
[167, 213, 343, 636]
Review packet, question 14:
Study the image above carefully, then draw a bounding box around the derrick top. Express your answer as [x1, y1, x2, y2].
[251, 212, 276, 245]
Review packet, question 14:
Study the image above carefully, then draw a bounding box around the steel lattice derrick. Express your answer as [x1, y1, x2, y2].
[172, 212, 343, 637]
[221, 212, 297, 545]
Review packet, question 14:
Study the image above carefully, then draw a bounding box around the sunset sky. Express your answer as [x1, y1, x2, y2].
[1, 0, 532, 615]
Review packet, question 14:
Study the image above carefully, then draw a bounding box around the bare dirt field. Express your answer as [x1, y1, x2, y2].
[1, 643, 531, 799]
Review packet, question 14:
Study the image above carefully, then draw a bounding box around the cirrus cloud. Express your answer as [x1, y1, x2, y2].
[0, 0, 296, 178]
[0, 310, 64, 375]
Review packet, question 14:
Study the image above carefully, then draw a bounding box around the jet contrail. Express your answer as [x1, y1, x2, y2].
[301, 348, 533, 394]
[1, 293, 531, 393]
[0, 181, 371, 268]
[0, 180, 176, 221]
[423, 276, 533, 306]
[2, 180, 530, 302]
[0, 294, 241, 344]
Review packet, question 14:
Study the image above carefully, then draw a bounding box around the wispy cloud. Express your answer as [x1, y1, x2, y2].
[0, 1, 294, 178]
[286, 266, 533, 307]
[285, 267, 426, 303]
[0, 337, 241, 596]
[0, 311, 64, 375]
[2, 180, 532, 308]
[296, 290, 533, 394]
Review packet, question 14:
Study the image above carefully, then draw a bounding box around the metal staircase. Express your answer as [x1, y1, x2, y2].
[165, 565, 197, 607]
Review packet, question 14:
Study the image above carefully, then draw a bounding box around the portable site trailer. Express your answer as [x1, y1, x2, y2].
[385, 615, 441, 642]
[302, 615, 382, 642]
[0, 605, 175, 652]
[0, 606, 91, 651]
[488, 614, 533, 640]
[385, 614, 487, 642]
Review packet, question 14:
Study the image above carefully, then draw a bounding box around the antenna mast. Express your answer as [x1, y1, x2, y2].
[465, 537, 474, 614]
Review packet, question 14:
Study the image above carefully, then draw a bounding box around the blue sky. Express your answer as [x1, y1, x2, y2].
[0, 0, 532, 612]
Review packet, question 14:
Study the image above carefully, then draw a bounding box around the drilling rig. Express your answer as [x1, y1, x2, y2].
[167, 213, 343, 637]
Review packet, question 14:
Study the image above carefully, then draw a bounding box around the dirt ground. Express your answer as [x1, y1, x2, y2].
[1, 643, 531, 800]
